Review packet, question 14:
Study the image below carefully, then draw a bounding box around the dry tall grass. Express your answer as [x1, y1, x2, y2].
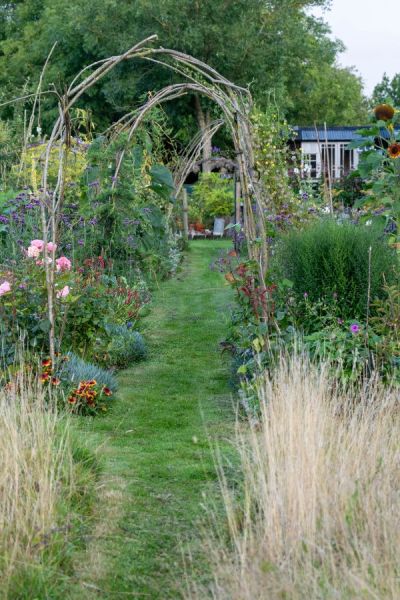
[0, 372, 74, 594]
[195, 358, 400, 599]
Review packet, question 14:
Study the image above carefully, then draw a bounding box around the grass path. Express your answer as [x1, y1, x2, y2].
[75, 240, 234, 598]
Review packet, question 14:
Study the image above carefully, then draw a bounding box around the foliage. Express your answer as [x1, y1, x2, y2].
[349, 104, 400, 244]
[51, 351, 117, 414]
[370, 283, 400, 377]
[220, 222, 399, 390]
[0, 116, 180, 372]
[0, 0, 366, 137]
[372, 72, 400, 107]
[191, 173, 233, 226]
[332, 171, 364, 208]
[103, 324, 147, 369]
[18, 138, 88, 190]
[61, 262, 147, 360]
[252, 107, 323, 237]
[56, 351, 117, 393]
[252, 107, 296, 216]
[0, 239, 75, 359]
[0, 118, 23, 186]
[199, 357, 400, 599]
[289, 63, 368, 125]
[275, 219, 398, 320]
[0, 374, 99, 595]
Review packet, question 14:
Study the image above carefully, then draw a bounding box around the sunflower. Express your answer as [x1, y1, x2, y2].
[374, 104, 395, 121]
[387, 143, 400, 159]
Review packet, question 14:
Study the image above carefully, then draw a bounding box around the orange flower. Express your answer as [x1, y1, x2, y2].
[228, 250, 237, 257]
[103, 387, 113, 397]
[388, 143, 400, 159]
[86, 380, 97, 387]
[225, 272, 235, 284]
[68, 396, 77, 404]
[40, 372, 50, 383]
[42, 359, 52, 368]
[374, 104, 395, 121]
[51, 377, 61, 386]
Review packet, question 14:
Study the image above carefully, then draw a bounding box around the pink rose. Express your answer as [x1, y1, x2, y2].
[56, 256, 72, 272]
[47, 242, 57, 253]
[27, 245, 41, 259]
[0, 281, 11, 296]
[30, 239, 45, 251]
[56, 285, 70, 298]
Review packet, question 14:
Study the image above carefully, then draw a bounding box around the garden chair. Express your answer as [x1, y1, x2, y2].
[213, 218, 225, 238]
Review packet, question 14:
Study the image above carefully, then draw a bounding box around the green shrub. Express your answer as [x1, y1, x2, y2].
[275, 220, 398, 319]
[191, 173, 233, 226]
[105, 324, 147, 368]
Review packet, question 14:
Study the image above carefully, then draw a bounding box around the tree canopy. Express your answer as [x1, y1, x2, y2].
[372, 72, 400, 107]
[0, 0, 367, 136]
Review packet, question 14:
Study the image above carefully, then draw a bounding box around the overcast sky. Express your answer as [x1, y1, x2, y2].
[311, 0, 400, 96]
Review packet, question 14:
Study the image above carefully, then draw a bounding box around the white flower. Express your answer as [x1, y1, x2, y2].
[27, 245, 40, 258]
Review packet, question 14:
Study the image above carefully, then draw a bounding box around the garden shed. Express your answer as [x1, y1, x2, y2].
[292, 126, 362, 180]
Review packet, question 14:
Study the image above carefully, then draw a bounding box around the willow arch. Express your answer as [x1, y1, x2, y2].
[36, 36, 269, 358]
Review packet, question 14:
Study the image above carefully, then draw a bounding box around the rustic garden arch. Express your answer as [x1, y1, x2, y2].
[36, 36, 269, 359]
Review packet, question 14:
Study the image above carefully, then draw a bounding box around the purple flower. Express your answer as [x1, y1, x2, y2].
[350, 323, 360, 334]
[0, 216, 9, 224]
[78, 239, 84, 246]
[303, 292, 308, 299]
[337, 318, 344, 325]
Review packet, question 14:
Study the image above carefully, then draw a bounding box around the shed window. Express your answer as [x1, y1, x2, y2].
[339, 144, 354, 176]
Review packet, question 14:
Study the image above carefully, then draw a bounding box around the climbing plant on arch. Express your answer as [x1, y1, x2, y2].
[30, 35, 270, 359]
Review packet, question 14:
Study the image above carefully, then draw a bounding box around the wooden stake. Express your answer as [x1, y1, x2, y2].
[182, 187, 189, 240]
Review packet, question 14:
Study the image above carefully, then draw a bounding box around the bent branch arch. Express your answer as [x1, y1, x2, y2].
[35, 36, 269, 358]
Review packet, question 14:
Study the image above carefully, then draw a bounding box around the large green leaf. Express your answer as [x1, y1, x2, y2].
[149, 164, 175, 202]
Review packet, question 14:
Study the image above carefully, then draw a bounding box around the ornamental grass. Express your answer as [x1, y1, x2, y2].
[192, 357, 400, 600]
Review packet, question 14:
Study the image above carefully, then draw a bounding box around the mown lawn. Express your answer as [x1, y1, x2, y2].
[72, 240, 235, 598]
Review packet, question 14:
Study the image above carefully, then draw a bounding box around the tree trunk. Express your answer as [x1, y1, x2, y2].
[194, 95, 212, 173]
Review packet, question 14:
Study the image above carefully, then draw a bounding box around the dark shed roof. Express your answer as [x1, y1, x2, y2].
[292, 125, 400, 142]
[292, 126, 364, 142]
